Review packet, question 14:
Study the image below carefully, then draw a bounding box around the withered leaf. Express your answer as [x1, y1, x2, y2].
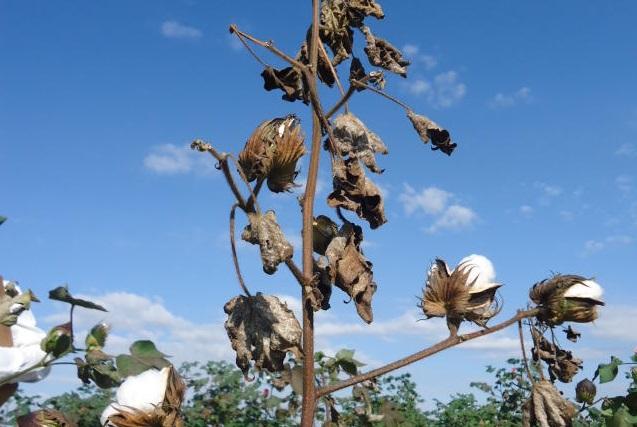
[531, 327, 582, 383]
[17, 409, 77, 427]
[319, 0, 354, 66]
[563, 325, 581, 343]
[224, 293, 302, 375]
[242, 210, 293, 274]
[349, 57, 385, 91]
[360, 26, 410, 77]
[312, 257, 333, 311]
[261, 67, 309, 104]
[406, 110, 456, 156]
[330, 113, 388, 174]
[327, 158, 387, 229]
[298, 41, 335, 87]
[346, 0, 384, 27]
[324, 223, 377, 323]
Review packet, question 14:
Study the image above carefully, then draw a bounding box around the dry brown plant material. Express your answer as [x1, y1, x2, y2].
[522, 380, 577, 427]
[242, 210, 293, 274]
[360, 26, 409, 77]
[406, 110, 456, 156]
[330, 113, 388, 174]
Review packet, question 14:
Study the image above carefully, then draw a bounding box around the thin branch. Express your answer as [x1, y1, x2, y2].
[518, 319, 535, 386]
[246, 178, 264, 213]
[285, 259, 311, 288]
[351, 79, 412, 111]
[230, 203, 252, 297]
[229, 25, 307, 70]
[316, 308, 540, 398]
[326, 85, 356, 119]
[232, 31, 269, 68]
[227, 154, 261, 215]
[191, 140, 247, 210]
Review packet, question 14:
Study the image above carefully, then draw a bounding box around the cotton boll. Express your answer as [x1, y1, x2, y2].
[563, 279, 603, 303]
[457, 254, 496, 291]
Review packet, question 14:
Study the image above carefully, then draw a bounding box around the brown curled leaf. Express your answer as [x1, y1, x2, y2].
[327, 158, 387, 229]
[241, 210, 293, 274]
[17, 409, 77, 427]
[325, 222, 376, 323]
[360, 26, 409, 77]
[329, 113, 388, 174]
[349, 58, 385, 91]
[298, 41, 335, 87]
[406, 110, 456, 156]
[224, 293, 302, 375]
[261, 66, 309, 104]
[346, 0, 384, 27]
[319, 0, 354, 66]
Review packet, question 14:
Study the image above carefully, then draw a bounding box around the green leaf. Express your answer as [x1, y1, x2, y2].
[115, 340, 169, 377]
[48, 285, 107, 311]
[85, 322, 109, 351]
[596, 356, 623, 384]
[335, 349, 355, 361]
[631, 353, 637, 363]
[129, 340, 166, 358]
[337, 359, 358, 376]
[0, 216, 6, 226]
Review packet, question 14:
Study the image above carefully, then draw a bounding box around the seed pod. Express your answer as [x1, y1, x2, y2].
[41, 322, 73, 358]
[238, 115, 305, 191]
[420, 255, 501, 332]
[575, 378, 596, 404]
[529, 275, 604, 326]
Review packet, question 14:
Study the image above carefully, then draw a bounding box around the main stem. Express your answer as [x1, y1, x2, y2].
[300, 0, 321, 425]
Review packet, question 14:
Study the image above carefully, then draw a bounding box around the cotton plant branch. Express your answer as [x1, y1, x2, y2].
[316, 308, 540, 398]
[229, 203, 252, 297]
[229, 25, 307, 70]
[518, 319, 535, 386]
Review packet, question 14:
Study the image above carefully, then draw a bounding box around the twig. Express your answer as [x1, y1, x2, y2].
[230, 203, 252, 297]
[351, 79, 412, 111]
[229, 25, 307, 70]
[246, 178, 264, 213]
[316, 308, 540, 397]
[326, 85, 356, 119]
[285, 259, 311, 288]
[191, 140, 247, 210]
[227, 154, 261, 215]
[232, 31, 269, 68]
[518, 320, 535, 386]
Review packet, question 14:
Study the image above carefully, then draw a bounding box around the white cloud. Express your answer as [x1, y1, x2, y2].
[426, 204, 477, 234]
[586, 305, 637, 342]
[402, 44, 419, 57]
[45, 292, 233, 364]
[616, 175, 633, 194]
[143, 144, 214, 175]
[399, 184, 477, 233]
[161, 21, 202, 40]
[534, 182, 562, 205]
[615, 143, 636, 157]
[488, 87, 532, 108]
[401, 44, 437, 70]
[583, 235, 633, 255]
[399, 184, 451, 216]
[519, 205, 534, 217]
[405, 71, 466, 108]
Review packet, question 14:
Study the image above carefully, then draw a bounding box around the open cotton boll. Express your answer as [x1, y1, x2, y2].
[457, 254, 498, 292]
[101, 367, 170, 426]
[563, 279, 604, 303]
[0, 280, 50, 384]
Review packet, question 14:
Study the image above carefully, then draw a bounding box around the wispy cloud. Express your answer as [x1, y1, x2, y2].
[615, 143, 636, 157]
[534, 181, 563, 205]
[402, 44, 437, 70]
[488, 87, 532, 109]
[405, 71, 466, 108]
[161, 20, 202, 40]
[143, 143, 213, 175]
[399, 184, 477, 233]
[519, 205, 534, 217]
[583, 235, 633, 255]
[616, 175, 633, 195]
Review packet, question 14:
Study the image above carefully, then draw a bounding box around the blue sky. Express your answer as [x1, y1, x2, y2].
[2, 0, 637, 405]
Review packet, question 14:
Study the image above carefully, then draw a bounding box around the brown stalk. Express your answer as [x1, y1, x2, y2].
[299, 0, 321, 425]
[316, 308, 540, 398]
[352, 79, 412, 110]
[518, 319, 535, 385]
[229, 204, 252, 297]
[317, 42, 347, 102]
[229, 25, 308, 70]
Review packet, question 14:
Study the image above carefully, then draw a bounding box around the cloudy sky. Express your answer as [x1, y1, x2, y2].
[2, 0, 636, 405]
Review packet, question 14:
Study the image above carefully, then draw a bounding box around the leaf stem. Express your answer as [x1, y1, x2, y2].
[229, 25, 307, 70]
[518, 319, 535, 386]
[351, 79, 412, 111]
[230, 203, 252, 297]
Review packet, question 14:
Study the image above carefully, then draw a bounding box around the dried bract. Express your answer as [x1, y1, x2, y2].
[531, 327, 582, 383]
[327, 158, 387, 229]
[529, 275, 604, 326]
[267, 120, 306, 193]
[420, 255, 501, 331]
[330, 113, 388, 174]
[224, 293, 302, 374]
[522, 380, 577, 427]
[324, 223, 376, 323]
[360, 26, 410, 77]
[241, 210, 293, 274]
[407, 110, 456, 156]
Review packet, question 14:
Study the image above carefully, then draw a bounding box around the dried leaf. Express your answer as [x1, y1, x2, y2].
[563, 325, 581, 343]
[242, 211, 293, 274]
[531, 327, 582, 383]
[261, 67, 308, 104]
[312, 215, 339, 256]
[360, 26, 409, 77]
[324, 223, 377, 323]
[319, 0, 354, 66]
[522, 380, 577, 427]
[311, 258, 333, 311]
[327, 158, 387, 229]
[346, 0, 384, 26]
[298, 41, 335, 87]
[224, 293, 302, 374]
[330, 113, 388, 174]
[17, 409, 77, 427]
[48, 285, 107, 311]
[406, 110, 456, 156]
